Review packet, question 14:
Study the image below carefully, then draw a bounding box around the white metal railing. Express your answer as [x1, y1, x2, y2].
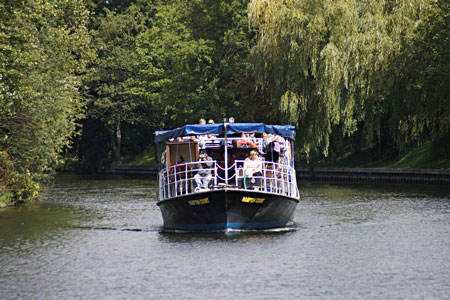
[158, 159, 299, 200]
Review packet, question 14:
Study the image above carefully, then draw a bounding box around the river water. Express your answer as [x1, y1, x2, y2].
[1, 174, 450, 300]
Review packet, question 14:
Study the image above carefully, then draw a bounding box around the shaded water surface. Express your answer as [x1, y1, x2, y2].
[1, 174, 450, 299]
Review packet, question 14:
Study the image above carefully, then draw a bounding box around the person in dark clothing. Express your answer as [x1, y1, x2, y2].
[263, 142, 279, 163]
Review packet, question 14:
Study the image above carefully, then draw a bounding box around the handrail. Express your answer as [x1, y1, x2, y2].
[158, 159, 299, 200]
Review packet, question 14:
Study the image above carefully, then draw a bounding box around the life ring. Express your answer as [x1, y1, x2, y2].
[237, 138, 257, 148]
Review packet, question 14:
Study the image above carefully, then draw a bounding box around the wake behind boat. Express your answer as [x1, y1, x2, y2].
[155, 121, 299, 231]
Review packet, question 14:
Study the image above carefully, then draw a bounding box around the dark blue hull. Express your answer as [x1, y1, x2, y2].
[157, 189, 299, 231]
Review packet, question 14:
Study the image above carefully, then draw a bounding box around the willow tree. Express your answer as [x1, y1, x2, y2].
[248, 0, 431, 159]
[396, 0, 450, 156]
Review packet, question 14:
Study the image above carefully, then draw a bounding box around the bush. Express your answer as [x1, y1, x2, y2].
[0, 151, 40, 207]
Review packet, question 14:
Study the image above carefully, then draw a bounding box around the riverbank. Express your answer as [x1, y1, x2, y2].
[297, 166, 450, 184]
[104, 164, 450, 184]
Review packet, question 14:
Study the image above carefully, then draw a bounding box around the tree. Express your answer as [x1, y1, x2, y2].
[133, 0, 267, 129]
[82, 4, 147, 161]
[133, 1, 215, 128]
[397, 0, 450, 155]
[77, 0, 263, 168]
[248, 0, 431, 160]
[0, 0, 93, 204]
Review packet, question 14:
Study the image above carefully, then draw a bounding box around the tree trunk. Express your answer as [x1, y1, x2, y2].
[110, 121, 122, 161]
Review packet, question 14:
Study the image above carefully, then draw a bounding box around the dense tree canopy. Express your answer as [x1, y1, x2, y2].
[248, 0, 448, 160]
[1, 0, 448, 204]
[0, 0, 93, 204]
[82, 4, 148, 161]
[133, 0, 262, 127]
[76, 0, 264, 169]
[400, 0, 450, 147]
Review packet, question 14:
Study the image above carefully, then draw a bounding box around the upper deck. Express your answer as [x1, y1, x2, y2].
[158, 158, 299, 201]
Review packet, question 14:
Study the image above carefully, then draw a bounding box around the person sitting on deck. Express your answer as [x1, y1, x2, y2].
[279, 149, 289, 166]
[170, 154, 187, 180]
[243, 150, 262, 188]
[194, 150, 214, 191]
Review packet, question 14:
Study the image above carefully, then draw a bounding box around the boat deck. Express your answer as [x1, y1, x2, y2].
[159, 160, 299, 201]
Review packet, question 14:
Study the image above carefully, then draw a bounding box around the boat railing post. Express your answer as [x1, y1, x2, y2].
[274, 163, 278, 192]
[163, 169, 166, 199]
[174, 168, 178, 197]
[234, 164, 238, 187]
[214, 161, 217, 188]
[233, 163, 240, 188]
[160, 171, 163, 200]
[181, 164, 187, 195]
[285, 167, 288, 195]
[164, 169, 168, 199]
[163, 176, 166, 199]
[170, 168, 173, 198]
[277, 164, 281, 194]
[287, 167, 290, 195]
[167, 168, 171, 198]
[280, 164, 284, 195]
[290, 168, 294, 196]
[263, 163, 267, 192]
[272, 163, 275, 192]
[292, 169, 295, 197]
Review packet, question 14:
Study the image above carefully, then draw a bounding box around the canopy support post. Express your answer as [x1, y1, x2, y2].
[224, 118, 228, 185]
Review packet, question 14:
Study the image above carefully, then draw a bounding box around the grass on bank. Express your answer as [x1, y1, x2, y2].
[128, 147, 157, 166]
[381, 142, 450, 169]
[324, 141, 450, 169]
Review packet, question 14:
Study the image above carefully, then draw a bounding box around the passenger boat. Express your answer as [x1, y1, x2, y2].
[155, 122, 299, 231]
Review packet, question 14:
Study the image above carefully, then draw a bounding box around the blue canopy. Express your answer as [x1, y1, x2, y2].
[154, 123, 296, 143]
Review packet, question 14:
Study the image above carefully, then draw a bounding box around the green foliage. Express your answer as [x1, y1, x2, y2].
[133, 0, 264, 128]
[134, 1, 213, 127]
[0, 151, 40, 206]
[75, 0, 274, 169]
[129, 147, 156, 166]
[315, 140, 450, 170]
[76, 0, 264, 168]
[248, 0, 440, 160]
[82, 4, 152, 161]
[0, 0, 93, 203]
[2, 0, 447, 191]
[396, 0, 450, 146]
